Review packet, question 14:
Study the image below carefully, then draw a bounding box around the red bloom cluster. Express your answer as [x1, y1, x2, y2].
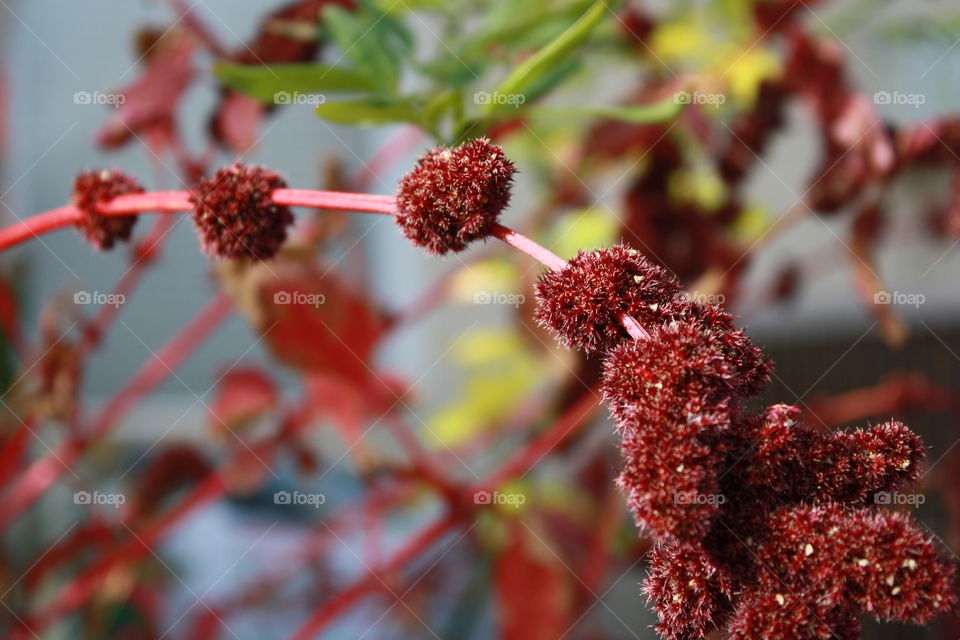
[190, 163, 293, 260]
[535, 244, 683, 355]
[532, 244, 957, 638]
[395, 138, 514, 255]
[71, 169, 143, 250]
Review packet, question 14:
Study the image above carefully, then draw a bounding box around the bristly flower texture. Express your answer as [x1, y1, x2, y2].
[17, 140, 956, 639]
[529, 245, 957, 638]
[72, 169, 143, 250]
[190, 163, 293, 260]
[395, 137, 515, 255]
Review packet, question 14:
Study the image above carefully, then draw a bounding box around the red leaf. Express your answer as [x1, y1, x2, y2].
[208, 367, 279, 433]
[494, 521, 573, 640]
[95, 34, 195, 150]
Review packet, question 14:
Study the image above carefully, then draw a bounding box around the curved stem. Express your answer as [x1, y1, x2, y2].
[490, 222, 567, 271]
[0, 206, 82, 250]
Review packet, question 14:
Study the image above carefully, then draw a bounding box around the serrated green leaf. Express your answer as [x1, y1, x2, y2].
[213, 63, 377, 104]
[484, 0, 608, 115]
[315, 99, 423, 127]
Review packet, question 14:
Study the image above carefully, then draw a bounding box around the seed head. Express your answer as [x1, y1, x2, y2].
[72, 169, 143, 250]
[534, 244, 683, 355]
[190, 163, 292, 260]
[395, 138, 515, 255]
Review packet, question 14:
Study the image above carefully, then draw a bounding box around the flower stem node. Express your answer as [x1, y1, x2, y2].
[72, 169, 144, 250]
[190, 163, 293, 261]
[395, 138, 515, 255]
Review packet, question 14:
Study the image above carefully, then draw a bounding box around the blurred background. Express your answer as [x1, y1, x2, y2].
[1, 0, 960, 638]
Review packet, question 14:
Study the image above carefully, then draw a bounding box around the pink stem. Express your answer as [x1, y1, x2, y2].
[97, 191, 193, 214]
[271, 189, 397, 214]
[490, 223, 567, 271]
[0, 206, 82, 250]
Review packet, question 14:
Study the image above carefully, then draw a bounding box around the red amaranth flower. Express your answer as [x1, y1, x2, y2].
[728, 504, 957, 639]
[603, 322, 739, 541]
[71, 169, 143, 250]
[535, 244, 683, 355]
[644, 542, 733, 640]
[395, 138, 514, 255]
[735, 405, 925, 507]
[190, 163, 293, 260]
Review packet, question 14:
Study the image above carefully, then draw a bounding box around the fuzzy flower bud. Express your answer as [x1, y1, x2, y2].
[644, 542, 733, 640]
[395, 138, 515, 255]
[71, 169, 143, 250]
[535, 244, 683, 355]
[190, 163, 293, 260]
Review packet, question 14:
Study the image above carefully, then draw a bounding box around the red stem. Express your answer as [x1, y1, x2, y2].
[271, 189, 397, 213]
[24, 474, 228, 634]
[0, 294, 232, 531]
[490, 222, 567, 271]
[286, 515, 458, 640]
[0, 206, 81, 250]
[97, 191, 193, 214]
[477, 386, 602, 492]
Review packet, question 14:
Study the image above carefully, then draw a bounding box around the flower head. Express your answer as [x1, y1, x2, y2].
[190, 163, 293, 260]
[728, 504, 957, 638]
[395, 138, 514, 255]
[72, 169, 143, 250]
[535, 244, 683, 355]
[604, 323, 740, 541]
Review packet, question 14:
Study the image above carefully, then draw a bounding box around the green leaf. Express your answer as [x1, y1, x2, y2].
[522, 97, 684, 124]
[213, 63, 377, 104]
[322, 5, 405, 90]
[484, 0, 608, 115]
[315, 99, 423, 127]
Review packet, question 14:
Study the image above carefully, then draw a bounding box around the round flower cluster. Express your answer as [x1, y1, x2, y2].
[190, 163, 293, 261]
[72, 169, 143, 250]
[526, 245, 957, 638]
[395, 138, 515, 255]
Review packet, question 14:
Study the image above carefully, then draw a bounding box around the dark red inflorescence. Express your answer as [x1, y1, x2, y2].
[72, 169, 144, 250]
[534, 244, 684, 355]
[190, 163, 293, 260]
[531, 239, 956, 638]
[395, 138, 514, 255]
